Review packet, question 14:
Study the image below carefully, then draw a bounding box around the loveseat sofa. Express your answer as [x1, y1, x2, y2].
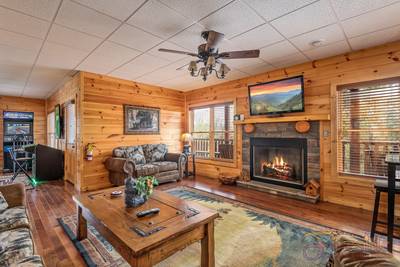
[104, 144, 186, 185]
[0, 183, 44, 266]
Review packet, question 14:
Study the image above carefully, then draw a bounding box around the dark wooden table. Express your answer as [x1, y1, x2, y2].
[73, 187, 218, 266]
[184, 152, 196, 177]
[385, 154, 400, 252]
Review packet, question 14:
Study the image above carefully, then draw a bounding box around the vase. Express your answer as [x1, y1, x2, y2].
[124, 177, 146, 208]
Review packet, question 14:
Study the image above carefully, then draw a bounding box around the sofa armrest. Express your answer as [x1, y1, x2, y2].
[0, 183, 26, 208]
[104, 157, 127, 173]
[165, 153, 187, 180]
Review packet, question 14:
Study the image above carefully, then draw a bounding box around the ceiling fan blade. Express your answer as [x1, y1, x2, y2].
[158, 48, 198, 57]
[218, 50, 260, 59]
[205, 30, 224, 50]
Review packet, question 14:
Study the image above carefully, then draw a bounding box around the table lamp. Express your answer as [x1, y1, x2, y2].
[181, 133, 192, 154]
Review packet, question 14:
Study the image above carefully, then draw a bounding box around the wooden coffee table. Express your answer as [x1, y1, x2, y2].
[73, 187, 219, 267]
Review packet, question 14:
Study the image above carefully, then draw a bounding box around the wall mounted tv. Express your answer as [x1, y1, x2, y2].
[248, 75, 305, 115]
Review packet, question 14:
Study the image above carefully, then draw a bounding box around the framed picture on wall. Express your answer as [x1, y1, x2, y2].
[123, 105, 160, 135]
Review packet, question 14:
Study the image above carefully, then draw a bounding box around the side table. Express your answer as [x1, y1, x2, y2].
[184, 153, 196, 177]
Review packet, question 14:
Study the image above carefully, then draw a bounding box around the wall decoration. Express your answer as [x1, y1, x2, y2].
[295, 121, 311, 133]
[55, 104, 61, 138]
[124, 105, 160, 135]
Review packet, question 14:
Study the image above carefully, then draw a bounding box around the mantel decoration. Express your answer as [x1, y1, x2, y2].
[125, 175, 158, 208]
[124, 105, 160, 135]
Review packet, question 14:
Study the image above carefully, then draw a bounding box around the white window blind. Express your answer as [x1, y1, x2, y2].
[337, 78, 400, 178]
[66, 103, 76, 145]
[47, 112, 56, 148]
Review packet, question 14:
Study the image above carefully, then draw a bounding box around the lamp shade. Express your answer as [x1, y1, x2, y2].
[181, 133, 192, 142]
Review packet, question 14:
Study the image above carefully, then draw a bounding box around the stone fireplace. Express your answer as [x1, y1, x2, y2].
[250, 137, 307, 189]
[242, 121, 320, 191]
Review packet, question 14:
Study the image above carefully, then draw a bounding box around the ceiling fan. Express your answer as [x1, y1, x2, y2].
[158, 30, 260, 81]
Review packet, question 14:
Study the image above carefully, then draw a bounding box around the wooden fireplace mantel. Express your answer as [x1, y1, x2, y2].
[233, 114, 330, 125]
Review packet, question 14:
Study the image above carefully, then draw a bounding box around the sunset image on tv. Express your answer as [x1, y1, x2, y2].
[249, 76, 304, 115]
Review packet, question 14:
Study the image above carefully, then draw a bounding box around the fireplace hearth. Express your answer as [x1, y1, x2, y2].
[250, 137, 307, 189]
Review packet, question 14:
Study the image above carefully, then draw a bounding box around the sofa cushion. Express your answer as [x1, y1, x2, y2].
[142, 144, 168, 162]
[135, 164, 160, 177]
[0, 228, 34, 266]
[0, 192, 8, 211]
[0, 206, 29, 232]
[113, 146, 146, 164]
[332, 234, 400, 266]
[152, 161, 178, 172]
[11, 255, 44, 267]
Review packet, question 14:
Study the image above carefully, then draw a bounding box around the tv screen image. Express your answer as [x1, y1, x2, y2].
[248, 76, 304, 115]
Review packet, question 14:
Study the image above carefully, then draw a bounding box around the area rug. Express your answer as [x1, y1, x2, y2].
[0, 174, 34, 190]
[59, 187, 336, 267]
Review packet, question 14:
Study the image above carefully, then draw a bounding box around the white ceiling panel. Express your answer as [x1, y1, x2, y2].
[0, 0, 61, 21]
[237, 61, 275, 75]
[331, 0, 399, 20]
[78, 41, 141, 74]
[55, 0, 120, 38]
[270, 52, 308, 68]
[25, 67, 69, 97]
[243, 0, 317, 21]
[0, 86, 23, 96]
[271, 0, 336, 38]
[229, 23, 284, 50]
[159, 0, 232, 22]
[349, 25, 400, 50]
[169, 23, 206, 52]
[148, 42, 191, 62]
[223, 58, 267, 69]
[127, 0, 193, 39]
[111, 53, 170, 80]
[199, 1, 264, 39]
[259, 40, 301, 63]
[290, 24, 345, 51]
[72, 0, 146, 21]
[341, 2, 400, 38]
[303, 40, 350, 60]
[0, 6, 50, 38]
[36, 41, 88, 69]
[109, 24, 163, 52]
[0, 32, 41, 66]
[136, 58, 192, 83]
[47, 24, 102, 52]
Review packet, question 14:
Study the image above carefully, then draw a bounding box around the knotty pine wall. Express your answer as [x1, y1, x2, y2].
[185, 41, 400, 212]
[81, 72, 185, 191]
[0, 96, 46, 170]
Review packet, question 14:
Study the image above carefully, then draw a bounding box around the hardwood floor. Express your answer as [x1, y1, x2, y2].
[27, 176, 375, 266]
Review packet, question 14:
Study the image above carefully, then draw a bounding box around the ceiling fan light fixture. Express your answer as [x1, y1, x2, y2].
[206, 56, 216, 68]
[188, 61, 198, 71]
[218, 63, 230, 77]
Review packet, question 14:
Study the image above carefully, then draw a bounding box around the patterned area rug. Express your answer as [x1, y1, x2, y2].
[59, 187, 335, 267]
[0, 174, 34, 190]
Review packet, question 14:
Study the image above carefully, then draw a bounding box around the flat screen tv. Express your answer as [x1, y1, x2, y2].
[248, 75, 304, 115]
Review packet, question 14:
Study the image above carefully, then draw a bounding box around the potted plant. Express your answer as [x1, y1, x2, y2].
[125, 175, 158, 208]
[136, 176, 159, 199]
[85, 143, 96, 161]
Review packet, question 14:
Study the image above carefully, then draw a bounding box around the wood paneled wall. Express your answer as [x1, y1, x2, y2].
[0, 96, 46, 170]
[80, 72, 185, 191]
[185, 41, 400, 212]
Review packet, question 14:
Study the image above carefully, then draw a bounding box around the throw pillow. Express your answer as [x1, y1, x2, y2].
[0, 192, 8, 211]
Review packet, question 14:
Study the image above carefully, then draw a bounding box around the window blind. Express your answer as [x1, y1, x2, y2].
[337, 78, 400, 178]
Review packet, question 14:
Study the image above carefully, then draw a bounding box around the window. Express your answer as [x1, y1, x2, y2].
[337, 78, 400, 178]
[190, 102, 235, 160]
[47, 112, 56, 148]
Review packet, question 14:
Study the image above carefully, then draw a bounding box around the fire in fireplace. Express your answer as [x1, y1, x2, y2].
[261, 155, 296, 181]
[250, 137, 307, 189]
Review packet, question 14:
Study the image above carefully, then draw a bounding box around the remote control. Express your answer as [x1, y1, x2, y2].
[136, 208, 160, 218]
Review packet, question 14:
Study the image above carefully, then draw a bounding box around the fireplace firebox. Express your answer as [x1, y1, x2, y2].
[250, 137, 307, 189]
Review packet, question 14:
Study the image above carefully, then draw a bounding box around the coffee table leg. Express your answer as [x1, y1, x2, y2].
[76, 206, 87, 241]
[201, 221, 215, 267]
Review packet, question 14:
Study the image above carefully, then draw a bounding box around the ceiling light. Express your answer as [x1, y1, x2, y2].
[206, 56, 216, 68]
[188, 61, 198, 75]
[218, 64, 230, 78]
[310, 40, 325, 47]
